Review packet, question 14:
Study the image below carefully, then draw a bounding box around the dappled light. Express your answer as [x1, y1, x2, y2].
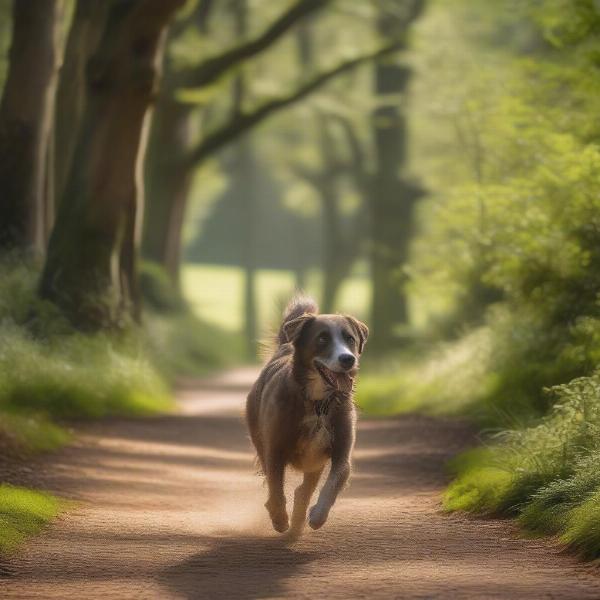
[2, 0, 600, 597]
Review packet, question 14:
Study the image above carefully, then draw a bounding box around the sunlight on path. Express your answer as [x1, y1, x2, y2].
[1, 369, 599, 599]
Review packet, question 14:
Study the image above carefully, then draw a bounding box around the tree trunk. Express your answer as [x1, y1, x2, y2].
[236, 137, 259, 359]
[142, 93, 194, 284]
[141, 0, 216, 285]
[39, 0, 184, 330]
[369, 3, 425, 352]
[231, 0, 259, 360]
[0, 0, 64, 253]
[54, 0, 109, 209]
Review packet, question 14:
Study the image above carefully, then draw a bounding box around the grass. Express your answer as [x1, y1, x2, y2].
[182, 263, 371, 335]
[0, 258, 246, 555]
[356, 327, 494, 418]
[354, 301, 600, 560]
[440, 371, 600, 559]
[0, 485, 65, 555]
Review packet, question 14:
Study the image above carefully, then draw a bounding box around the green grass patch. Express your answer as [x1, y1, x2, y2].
[0, 484, 65, 555]
[0, 410, 71, 453]
[443, 448, 515, 514]
[356, 327, 494, 418]
[0, 259, 244, 458]
[182, 263, 370, 335]
[442, 372, 600, 559]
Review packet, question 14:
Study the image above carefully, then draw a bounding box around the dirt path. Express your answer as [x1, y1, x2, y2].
[1, 367, 599, 599]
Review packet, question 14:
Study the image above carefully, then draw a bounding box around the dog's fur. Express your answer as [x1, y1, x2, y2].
[246, 295, 368, 537]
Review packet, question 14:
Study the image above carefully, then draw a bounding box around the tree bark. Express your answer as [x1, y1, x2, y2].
[141, 0, 328, 285]
[142, 93, 194, 284]
[0, 0, 64, 253]
[39, 0, 184, 330]
[369, 0, 426, 352]
[54, 0, 109, 209]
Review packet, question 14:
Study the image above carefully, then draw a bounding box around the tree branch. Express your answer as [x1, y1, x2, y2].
[178, 0, 329, 89]
[186, 42, 405, 167]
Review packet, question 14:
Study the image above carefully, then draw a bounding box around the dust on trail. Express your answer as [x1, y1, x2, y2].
[1, 367, 599, 599]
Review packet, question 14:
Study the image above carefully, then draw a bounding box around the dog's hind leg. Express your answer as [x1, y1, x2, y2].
[264, 455, 289, 533]
[287, 469, 323, 539]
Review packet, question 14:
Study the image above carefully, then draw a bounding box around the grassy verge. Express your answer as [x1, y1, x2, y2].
[357, 305, 600, 560]
[0, 485, 66, 555]
[182, 263, 370, 334]
[0, 258, 244, 555]
[443, 372, 600, 558]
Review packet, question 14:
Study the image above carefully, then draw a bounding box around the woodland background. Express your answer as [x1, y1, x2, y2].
[3, 0, 600, 561]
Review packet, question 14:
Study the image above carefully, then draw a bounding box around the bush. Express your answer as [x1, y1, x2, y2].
[0, 258, 241, 451]
[444, 371, 600, 558]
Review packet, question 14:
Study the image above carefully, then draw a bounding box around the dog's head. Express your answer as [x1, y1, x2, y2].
[283, 313, 369, 391]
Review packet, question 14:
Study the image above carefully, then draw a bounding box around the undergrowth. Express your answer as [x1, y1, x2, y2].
[357, 305, 600, 559]
[0, 258, 242, 554]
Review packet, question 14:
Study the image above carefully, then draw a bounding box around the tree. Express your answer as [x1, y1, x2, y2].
[0, 0, 64, 253]
[54, 0, 109, 209]
[292, 22, 368, 313]
[143, 0, 407, 285]
[369, 0, 426, 352]
[143, 0, 331, 284]
[39, 0, 185, 330]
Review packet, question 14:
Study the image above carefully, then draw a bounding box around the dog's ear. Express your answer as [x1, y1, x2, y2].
[345, 316, 369, 353]
[283, 313, 315, 344]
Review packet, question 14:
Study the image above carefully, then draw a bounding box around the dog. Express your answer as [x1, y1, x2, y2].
[246, 295, 368, 537]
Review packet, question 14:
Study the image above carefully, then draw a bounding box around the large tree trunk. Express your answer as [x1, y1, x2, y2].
[369, 2, 425, 352]
[141, 0, 215, 285]
[54, 0, 109, 208]
[39, 0, 184, 330]
[0, 0, 64, 253]
[142, 93, 194, 284]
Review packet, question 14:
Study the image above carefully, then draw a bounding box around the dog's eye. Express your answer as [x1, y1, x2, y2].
[317, 332, 330, 345]
[343, 332, 355, 345]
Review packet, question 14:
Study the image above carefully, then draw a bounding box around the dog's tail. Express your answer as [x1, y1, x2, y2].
[277, 294, 319, 346]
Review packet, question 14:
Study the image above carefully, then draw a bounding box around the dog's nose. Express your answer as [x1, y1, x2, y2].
[338, 354, 355, 370]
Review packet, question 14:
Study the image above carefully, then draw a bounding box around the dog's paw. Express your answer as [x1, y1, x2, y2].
[265, 499, 288, 533]
[308, 504, 328, 530]
[281, 526, 303, 543]
[271, 514, 289, 533]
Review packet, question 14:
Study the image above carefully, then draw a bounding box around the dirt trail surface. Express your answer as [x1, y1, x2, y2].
[2, 367, 600, 599]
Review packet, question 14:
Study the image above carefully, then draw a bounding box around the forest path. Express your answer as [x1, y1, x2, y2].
[1, 367, 599, 599]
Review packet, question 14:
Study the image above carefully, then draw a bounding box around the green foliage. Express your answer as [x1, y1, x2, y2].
[0, 259, 241, 553]
[139, 261, 187, 314]
[0, 259, 239, 457]
[0, 259, 171, 421]
[357, 327, 493, 417]
[443, 372, 600, 558]
[374, 0, 600, 560]
[443, 448, 514, 514]
[0, 484, 65, 555]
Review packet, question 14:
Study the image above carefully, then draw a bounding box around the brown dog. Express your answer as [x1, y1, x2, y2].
[246, 295, 368, 537]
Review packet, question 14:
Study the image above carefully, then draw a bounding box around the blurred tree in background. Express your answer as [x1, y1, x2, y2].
[0, 0, 420, 342]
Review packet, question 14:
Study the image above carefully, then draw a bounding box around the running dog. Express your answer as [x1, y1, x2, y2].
[246, 295, 368, 537]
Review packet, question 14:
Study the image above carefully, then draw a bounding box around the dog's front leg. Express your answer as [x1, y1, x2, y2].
[264, 454, 289, 533]
[308, 405, 355, 530]
[287, 468, 323, 538]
